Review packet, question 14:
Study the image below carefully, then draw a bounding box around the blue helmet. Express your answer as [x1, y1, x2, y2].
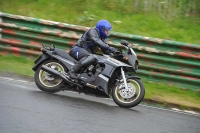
[96, 20, 112, 39]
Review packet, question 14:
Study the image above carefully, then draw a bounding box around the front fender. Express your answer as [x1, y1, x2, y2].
[113, 75, 141, 87]
[125, 75, 140, 80]
[32, 54, 51, 71]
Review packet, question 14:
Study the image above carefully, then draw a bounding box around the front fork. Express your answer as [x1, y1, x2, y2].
[121, 67, 128, 90]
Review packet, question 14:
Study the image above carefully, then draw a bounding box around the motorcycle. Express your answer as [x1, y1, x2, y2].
[32, 40, 145, 108]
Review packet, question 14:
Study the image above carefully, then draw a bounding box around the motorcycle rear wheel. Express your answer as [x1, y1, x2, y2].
[112, 78, 145, 108]
[34, 59, 67, 93]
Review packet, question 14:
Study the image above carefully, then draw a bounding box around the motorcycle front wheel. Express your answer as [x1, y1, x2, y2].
[112, 78, 145, 108]
[34, 59, 67, 93]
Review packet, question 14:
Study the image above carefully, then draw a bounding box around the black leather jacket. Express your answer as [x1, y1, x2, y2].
[74, 27, 112, 54]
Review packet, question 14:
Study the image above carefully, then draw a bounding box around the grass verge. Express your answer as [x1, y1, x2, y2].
[0, 0, 200, 44]
[0, 55, 199, 112]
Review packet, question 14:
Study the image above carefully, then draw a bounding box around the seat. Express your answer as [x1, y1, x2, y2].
[54, 48, 78, 63]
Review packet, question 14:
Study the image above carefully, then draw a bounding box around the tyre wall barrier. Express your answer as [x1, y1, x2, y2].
[0, 12, 199, 91]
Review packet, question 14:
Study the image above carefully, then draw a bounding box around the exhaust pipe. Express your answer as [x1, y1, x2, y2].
[41, 65, 82, 88]
[86, 83, 98, 89]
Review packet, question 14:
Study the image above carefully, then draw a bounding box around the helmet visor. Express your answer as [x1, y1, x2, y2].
[104, 29, 111, 36]
[102, 27, 111, 36]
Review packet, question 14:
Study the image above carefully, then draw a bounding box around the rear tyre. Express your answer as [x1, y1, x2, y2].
[34, 59, 67, 93]
[112, 78, 145, 108]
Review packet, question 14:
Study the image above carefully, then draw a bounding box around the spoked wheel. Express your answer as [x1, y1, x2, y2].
[34, 60, 67, 93]
[112, 78, 145, 108]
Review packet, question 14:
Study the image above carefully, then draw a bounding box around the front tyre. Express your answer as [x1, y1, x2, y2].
[34, 59, 67, 93]
[112, 78, 145, 108]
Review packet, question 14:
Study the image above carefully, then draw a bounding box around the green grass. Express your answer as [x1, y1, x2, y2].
[144, 81, 200, 110]
[0, 55, 199, 111]
[0, 55, 34, 77]
[0, 0, 200, 44]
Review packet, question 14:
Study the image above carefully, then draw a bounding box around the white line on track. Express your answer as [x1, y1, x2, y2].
[139, 104, 200, 117]
[0, 76, 199, 117]
[0, 77, 35, 85]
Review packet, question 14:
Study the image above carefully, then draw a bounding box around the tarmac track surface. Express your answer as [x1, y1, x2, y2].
[0, 76, 199, 133]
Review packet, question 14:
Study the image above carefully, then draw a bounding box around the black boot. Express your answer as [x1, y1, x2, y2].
[68, 68, 78, 79]
[68, 63, 82, 79]
[69, 55, 95, 79]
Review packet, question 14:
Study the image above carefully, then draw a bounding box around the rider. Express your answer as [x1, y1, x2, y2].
[68, 19, 117, 79]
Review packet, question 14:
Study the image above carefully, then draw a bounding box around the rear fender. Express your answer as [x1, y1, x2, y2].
[32, 54, 74, 72]
[32, 54, 50, 71]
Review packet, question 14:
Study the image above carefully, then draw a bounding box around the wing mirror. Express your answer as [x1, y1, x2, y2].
[120, 40, 129, 46]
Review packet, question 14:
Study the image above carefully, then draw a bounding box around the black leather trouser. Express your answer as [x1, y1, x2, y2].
[69, 46, 96, 72]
